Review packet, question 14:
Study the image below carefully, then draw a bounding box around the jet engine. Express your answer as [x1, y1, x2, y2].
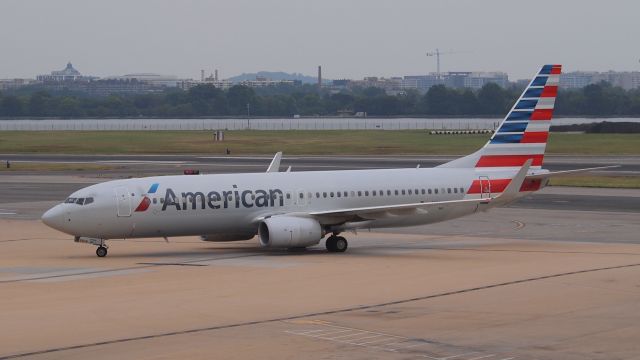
[258, 216, 322, 248]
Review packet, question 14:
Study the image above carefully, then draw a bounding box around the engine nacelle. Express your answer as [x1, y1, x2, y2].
[200, 232, 255, 242]
[259, 216, 322, 248]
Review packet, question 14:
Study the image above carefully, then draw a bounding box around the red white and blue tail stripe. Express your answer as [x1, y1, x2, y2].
[439, 64, 561, 169]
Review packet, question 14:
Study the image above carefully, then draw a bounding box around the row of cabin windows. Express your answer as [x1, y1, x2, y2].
[310, 187, 466, 199]
[157, 186, 467, 204]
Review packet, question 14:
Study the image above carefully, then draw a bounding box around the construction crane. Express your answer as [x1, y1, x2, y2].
[426, 49, 462, 79]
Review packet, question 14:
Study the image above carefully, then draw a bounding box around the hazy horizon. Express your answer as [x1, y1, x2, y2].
[1, 0, 639, 81]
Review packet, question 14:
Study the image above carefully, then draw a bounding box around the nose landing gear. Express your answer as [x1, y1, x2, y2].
[75, 236, 109, 257]
[326, 234, 348, 253]
[96, 246, 108, 257]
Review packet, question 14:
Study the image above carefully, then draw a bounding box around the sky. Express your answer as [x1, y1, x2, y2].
[1, 0, 638, 81]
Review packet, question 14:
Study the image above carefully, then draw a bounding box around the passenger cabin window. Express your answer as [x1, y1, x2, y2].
[364, 191, 369, 196]
[358, 191, 362, 196]
[401, 190, 406, 195]
[428, 189, 432, 194]
[387, 190, 391, 196]
[395, 190, 399, 195]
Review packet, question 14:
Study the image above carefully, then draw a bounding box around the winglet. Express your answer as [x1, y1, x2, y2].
[266, 152, 282, 173]
[503, 159, 532, 196]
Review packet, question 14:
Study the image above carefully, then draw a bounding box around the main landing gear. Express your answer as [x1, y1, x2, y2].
[326, 234, 348, 253]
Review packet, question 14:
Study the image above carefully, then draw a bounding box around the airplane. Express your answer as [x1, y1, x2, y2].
[41, 64, 610, 257]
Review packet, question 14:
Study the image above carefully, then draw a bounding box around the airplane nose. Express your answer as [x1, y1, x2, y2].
[41, 205, 66, 231]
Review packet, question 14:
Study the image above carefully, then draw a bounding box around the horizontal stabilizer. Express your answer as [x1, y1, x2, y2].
[526, 165, 620, 179]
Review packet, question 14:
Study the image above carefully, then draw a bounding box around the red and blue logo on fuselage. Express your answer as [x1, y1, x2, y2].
[134, 183, 159, 212]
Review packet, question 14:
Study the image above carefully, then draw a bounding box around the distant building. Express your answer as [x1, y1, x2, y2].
[104, 73, 181, 87]
[460, 72, 509, 89]
[401, 75, 440, 92]
[399, 71, 508, 93]
[178, 78, 233, 91]
[349, 77, 403, 94]
[560, 71, 640, 90]
[34, 79, 161, 96]
[36, 62, 96, 82]
[0, 78, 36, 91]
[595, 71, 640, 90]
[236, 76, 301, 88]
[560, 72, 598, 89]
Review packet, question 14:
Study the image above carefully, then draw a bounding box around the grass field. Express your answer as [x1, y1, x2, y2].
[549, 175, 640, 189]
[0, 131, 639, 155]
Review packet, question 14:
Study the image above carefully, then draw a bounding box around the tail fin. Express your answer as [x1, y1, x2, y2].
[438, 64, 561, 169]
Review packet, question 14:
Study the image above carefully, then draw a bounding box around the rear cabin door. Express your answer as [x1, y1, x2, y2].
[115, 187, 132, 217]
[479, 176, 491, 199]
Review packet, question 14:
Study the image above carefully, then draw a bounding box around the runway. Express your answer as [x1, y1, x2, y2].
[1, 156, 639, 359]
[2, 153, 640, 174]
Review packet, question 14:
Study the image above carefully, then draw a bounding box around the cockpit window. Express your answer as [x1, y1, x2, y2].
[64, 197, 94, 205]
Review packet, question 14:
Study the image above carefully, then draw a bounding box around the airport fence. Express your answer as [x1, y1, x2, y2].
[0, 117, 634, 131]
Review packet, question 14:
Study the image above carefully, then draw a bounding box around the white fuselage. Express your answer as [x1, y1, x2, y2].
[42, 167, 524, 240]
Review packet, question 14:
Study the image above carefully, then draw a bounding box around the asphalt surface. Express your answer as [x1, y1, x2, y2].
[1, 156, 640, 359]
[1, 153, 639, 174]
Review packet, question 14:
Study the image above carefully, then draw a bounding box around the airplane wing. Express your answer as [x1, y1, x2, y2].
[308, 197, 492, 222]
[266, 152, 283, 173]
[526, 165, 619, 180]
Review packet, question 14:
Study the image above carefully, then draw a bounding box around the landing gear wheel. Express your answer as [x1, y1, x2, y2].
[334, 236, 348, 253]
[326, 236, 337, 252]
[96, 246, 108, 257]
[326, 235, 348, 253]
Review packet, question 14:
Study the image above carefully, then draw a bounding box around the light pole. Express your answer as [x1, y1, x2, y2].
[246, 103, 250, 129]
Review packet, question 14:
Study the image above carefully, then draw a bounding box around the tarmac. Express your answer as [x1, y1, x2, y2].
[1, 156, 639, 359]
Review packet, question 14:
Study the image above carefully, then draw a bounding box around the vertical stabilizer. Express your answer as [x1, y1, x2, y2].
[438, 64, 561, 169]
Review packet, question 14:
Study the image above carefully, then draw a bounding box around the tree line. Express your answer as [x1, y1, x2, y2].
[1, 82, 639, 118]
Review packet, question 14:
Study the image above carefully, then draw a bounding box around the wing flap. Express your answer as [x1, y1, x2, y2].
[309, 197, 491, 222]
